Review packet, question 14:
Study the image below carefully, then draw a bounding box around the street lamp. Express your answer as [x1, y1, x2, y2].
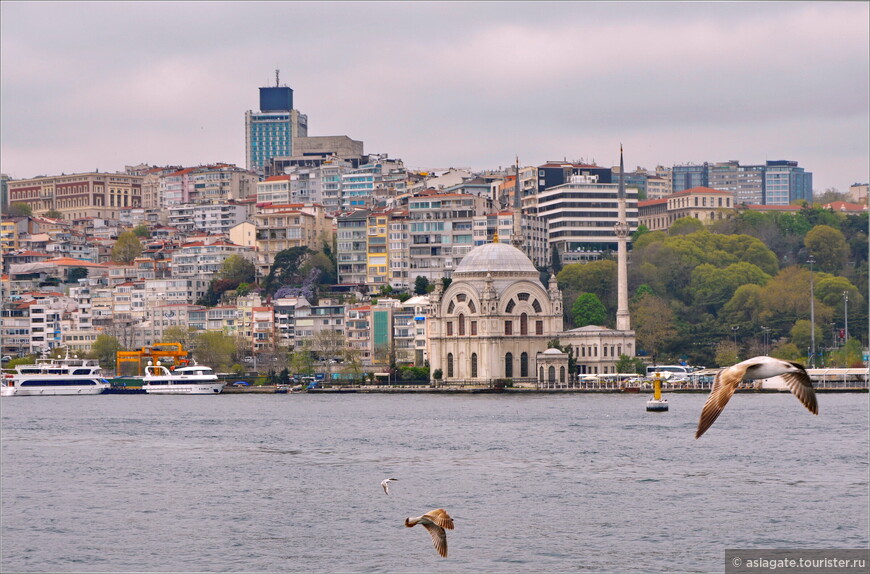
[731, 325, 740, 347]
[808, 256, 816, 368]
[761, 326, 770, 356]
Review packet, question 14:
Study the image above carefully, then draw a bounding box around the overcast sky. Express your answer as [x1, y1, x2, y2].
[2, 1, 868, 193]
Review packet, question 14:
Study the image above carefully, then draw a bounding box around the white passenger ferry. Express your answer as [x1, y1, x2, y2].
[1, 351, 110, 396]
[141, 362, 225, 395]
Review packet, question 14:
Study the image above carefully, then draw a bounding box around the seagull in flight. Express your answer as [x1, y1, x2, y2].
[405, 508, 454, 558]
[696, 356, 818, 439]
[380, 477, 398, 495]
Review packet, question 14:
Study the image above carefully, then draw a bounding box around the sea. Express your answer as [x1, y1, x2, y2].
[1, 392, 868, 574]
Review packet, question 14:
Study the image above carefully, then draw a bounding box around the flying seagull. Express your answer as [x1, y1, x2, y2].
[405, 508, 454, 558]
[696, 356, 818, 439]
[381, 477, 398, 495]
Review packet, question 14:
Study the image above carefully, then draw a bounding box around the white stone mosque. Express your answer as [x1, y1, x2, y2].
[428, 150, 637, 385]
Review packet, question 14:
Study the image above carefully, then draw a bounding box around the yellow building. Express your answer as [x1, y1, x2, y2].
[366, 211, 389, 286]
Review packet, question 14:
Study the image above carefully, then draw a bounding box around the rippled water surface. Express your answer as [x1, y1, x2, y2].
[1, 392, 868, 573]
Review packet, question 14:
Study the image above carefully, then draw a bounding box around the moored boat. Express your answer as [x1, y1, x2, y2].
[141, 362, 224, 395]
[1, 351, 110, 396]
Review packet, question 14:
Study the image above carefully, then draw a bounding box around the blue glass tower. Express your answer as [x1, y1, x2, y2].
[245, 72, 308, 177]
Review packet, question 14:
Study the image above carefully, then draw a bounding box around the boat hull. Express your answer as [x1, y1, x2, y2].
[143, 384, 224, 395]
[1, 384, 109, 397]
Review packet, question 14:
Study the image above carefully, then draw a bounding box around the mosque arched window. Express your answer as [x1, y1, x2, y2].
[521, 352, 528, 377]
[447, 301, 455, 314]
[447, 353, 454, 378]
[560, 366, 566, 383]
[467, 300, 476, 313]
[536, 320, 543, 335]
[505, 353, 513, 378]
[505, 299, 515, 313]
[517, 292, 529, 301]
[458, 314, 465, 336]
[471, 353, 478, 378]
[520, 313, 528, 335]
[548, 366, 556, 382]
[532, 299, 542, 313]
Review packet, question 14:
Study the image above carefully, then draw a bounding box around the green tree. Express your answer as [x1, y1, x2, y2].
[615, 354, 646, 375]
[631, 293, 677, 365]
[414, 276, 430, 295]
[571, 293, 607, 327]
[790, 319, 823, 354]
[669, 217, 705, 236]
[263, 246, 313, 295]
[88, 334, 122, 370]
[111, 231, 143, 263]
[191, 331, 236, 371]
[770, 342, 804, 363]
[7, 203, 33, 217]
[690, 261, 770, 312]
[67, 267, 89, 283]
[220, 254, 256, 284]
[557, 259, 617, 316]
[45, 209, 63, 219]
[714, 340, 740, 367]
[132, 224, 151, 238]
[161, 326, 198, 351]
[550, 245, 562, 274]
[290, 349, 316, 377]
[828, 338, 864, 368]
[805, 225, 849, 273]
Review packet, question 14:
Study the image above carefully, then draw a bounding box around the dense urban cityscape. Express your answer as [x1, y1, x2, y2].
[1, 77, 867, 383]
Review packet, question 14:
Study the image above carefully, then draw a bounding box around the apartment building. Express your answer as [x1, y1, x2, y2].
[253, 202, 330, 274]
[336, 209, 370, 286]
[665, 187, 735, 225]
[171, 239, 257, 302]
[535, 174, 639, 263]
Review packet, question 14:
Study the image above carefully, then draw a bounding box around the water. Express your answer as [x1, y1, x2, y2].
[1, 392, 867, 573]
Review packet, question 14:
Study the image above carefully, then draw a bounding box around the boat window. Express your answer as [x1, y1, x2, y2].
[20, 379, 98, 386]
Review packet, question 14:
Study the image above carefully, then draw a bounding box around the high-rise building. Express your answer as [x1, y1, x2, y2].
[672, 163, 709, 193]
[707, 161, 765, 205]
[764, 160, 813, 205]
[245, 72, 308, 177]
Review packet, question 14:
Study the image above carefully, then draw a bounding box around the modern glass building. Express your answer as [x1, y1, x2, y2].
[764, 160, 813, 205]
[245, 85, 308, 177]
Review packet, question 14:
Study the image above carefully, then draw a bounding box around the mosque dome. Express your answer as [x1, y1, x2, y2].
[452, 242, 539, 278]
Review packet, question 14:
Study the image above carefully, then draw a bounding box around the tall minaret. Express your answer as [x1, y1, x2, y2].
[615, 145, 631, 331]
[511, 157, 523, 250]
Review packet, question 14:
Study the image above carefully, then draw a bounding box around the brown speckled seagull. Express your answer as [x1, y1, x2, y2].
[696, 356, 818, 439]
[405, 508, 454, 557]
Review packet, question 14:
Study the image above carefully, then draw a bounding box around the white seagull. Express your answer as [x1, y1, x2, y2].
[380, 477, 398, 495]
[696, 356, 818, 439]
[405, 508, 454, 558]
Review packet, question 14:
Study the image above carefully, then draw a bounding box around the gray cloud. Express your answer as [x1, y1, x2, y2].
[1, 1, 867, 191]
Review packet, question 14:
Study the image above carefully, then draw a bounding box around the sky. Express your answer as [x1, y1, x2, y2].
[1, 1, 868, 194]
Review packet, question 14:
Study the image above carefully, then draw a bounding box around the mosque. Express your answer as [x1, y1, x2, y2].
[428, 150, 637, 385]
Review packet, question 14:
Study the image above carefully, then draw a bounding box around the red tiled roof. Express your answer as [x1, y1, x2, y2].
[824, 201, 867, 212]
[638, 198, 668, 207]
[671, 186, 731, 196]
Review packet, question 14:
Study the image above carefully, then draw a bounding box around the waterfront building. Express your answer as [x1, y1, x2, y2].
[427, 241, 566, 384]
[245, 75, 308, 176]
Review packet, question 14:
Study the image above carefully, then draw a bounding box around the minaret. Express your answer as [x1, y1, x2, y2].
[511, 157, 523, 250]
[615, 145, 631, 331]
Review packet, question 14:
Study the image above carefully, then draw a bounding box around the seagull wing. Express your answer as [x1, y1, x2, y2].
[381, 481, 389, 495]
[424, 508, 454, 530]
[696, 366, 742, 439]
[422, 522, 448, 557]
[781, 369, 818, 415]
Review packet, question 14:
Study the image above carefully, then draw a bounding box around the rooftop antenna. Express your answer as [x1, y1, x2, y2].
[275, 69, 280, 87]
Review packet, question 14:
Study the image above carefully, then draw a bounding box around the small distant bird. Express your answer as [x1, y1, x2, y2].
[405, 508, 454, 558]
[381, 477, 398, 495]
[696, 356, 818, 439]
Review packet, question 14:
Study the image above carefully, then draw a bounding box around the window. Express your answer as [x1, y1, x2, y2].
[468, 300, 476, 313]
[505, 320, 513, 335]
[458, 314, 465, 336]
[447, 353, 454, 378]
[447, 322, 453, 336]
[471, 353, 478, 378]
[532, 299, 542, 313]
[471, 320, 477, 336]
[521, 352, 528, 377]
[505, 299, 515, 313]
[520, 313, 528, 335]
[560, 366, 566, 383]
[505, 353, 513, 378]
[536, 321, 543, 335]
[548, 366, 556, 382]
[517, 292, 530, 301]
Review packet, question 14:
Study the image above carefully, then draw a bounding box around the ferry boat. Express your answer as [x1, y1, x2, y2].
[1, 351, 110, 396]
[141, 362, 225, 395]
